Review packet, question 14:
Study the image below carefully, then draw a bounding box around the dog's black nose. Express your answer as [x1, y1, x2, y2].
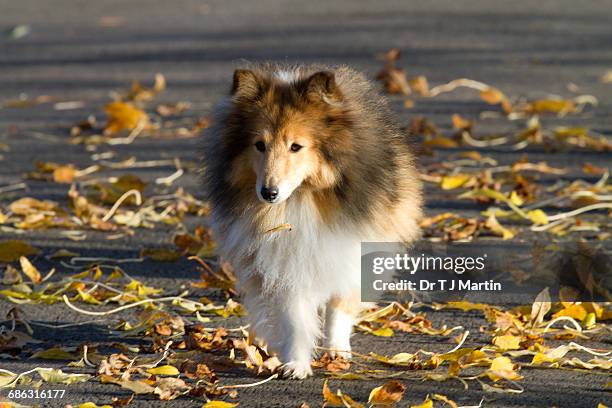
[260, 186, 279, 202]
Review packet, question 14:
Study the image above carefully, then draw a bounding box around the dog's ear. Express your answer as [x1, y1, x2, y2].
[231, 69, 262, 99]
[304, 71, 342, 104]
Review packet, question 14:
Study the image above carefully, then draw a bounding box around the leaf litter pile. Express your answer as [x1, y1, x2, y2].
[1, 56, 611, 408]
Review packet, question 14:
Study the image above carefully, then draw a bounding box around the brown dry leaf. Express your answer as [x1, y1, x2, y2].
[312, 353, 351, 373]
[104, 102, 149, 135]
[323, 380, 364, 408]
[141, 248, 182, 262]
[530, 287, 551, 327]
[582, 163, 607, 175]
[0, 240, 39, 263]
[9, 197, 58, 215]
[156, 102, 190, 117]
[451, 114, 473, 130]
[53, 165, 77, 183]
[111, 394, 134, 407]
[480, 87, 512, 113]
[410, 75, 429, 96]
[2, 265, 22, 285]
[153, 377, 190, 400]
[376, 49, 411, 95]
[126, 73, 166, 102]
[368, 381, 405, 405]
[100, 375, 155, 395]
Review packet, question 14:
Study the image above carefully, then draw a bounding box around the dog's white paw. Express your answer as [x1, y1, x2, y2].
[280, 360, 313, 379]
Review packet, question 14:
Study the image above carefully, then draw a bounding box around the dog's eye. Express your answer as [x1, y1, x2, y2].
[290, 143, 303, 152]
[254, 141, 266, 152]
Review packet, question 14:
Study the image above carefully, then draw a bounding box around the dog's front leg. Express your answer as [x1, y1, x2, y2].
[274, 293, 320, 379]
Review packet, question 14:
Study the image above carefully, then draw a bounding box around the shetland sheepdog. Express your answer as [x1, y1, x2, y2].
[202, 64, 422, 379]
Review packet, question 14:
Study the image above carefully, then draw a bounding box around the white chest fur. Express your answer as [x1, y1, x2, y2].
[214, 194, 363, 299]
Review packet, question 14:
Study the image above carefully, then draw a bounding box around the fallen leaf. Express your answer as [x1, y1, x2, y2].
[154, 377, 190, 400]
[410, 399, 433, 408]
[0, 240, 39, 263]
[492, 335, 522, 351]
[530, 287, 551, 327]
[370, 327, 394, 337]
[19, 256, 42, 284]
[31, 347, 78, 360]
[441, 174, 471, 190]
[486, 356, 522, 382]
[451, 114, 472, 130]
[368, 381, 405, 404]
[147, 365, 180, 376]
[202, 402, 238, 408]
[104, 102, 149, 135]
[485, 214, 515, 240]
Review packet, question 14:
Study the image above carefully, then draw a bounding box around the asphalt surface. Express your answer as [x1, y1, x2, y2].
[0, 1, 611, 407]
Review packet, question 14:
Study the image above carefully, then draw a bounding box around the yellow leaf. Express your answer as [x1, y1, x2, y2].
[77, 289, 102, 305]
[368, 381, 405, 404]
[19, 256, 42, 284]
[582, 312, 596, 328]
[441, 301, 491, 311]
[423, 136, 458, 148]
[104, 102, 149, 135]
[441, 174, 471, 190]
[509, 191, 524, 206]
[410, 399, 434, 408]
[31, 347, 78, 360]
[202, 402, 238, 408]
[527, 209, 548, 225]
[370, 327, 394, 337]
[146, 365, 180, 376]
[552, 304, 587, 320]
[527, 99, 575, 114]
[492, 335, 522, 351]
[78, 403, 112, 408]
[485, 214, 515, 240]
[0, 240, 38, 263]
[486, 356, 522, 381]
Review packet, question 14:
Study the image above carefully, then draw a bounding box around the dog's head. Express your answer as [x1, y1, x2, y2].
[227, 68, 350, 204]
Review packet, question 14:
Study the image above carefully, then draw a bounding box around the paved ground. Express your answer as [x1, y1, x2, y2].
[0, 1, 611, 407]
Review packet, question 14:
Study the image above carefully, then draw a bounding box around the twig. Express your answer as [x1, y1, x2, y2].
[0, 182, 27, 195]
[543, 316, 582, 333]
[428, 78, 491, 97]
[217, 373, 279, 389]
[62, 294, 208, 316]
[547, 203, 612, 222]
[102, 189, 142, 222]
